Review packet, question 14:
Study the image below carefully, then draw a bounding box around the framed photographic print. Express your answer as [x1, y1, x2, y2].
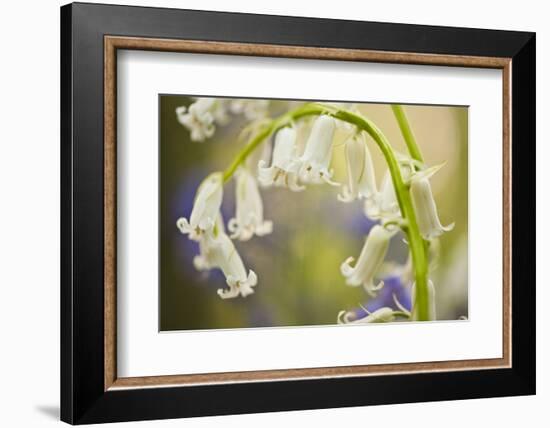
[60, 2, 535, 424]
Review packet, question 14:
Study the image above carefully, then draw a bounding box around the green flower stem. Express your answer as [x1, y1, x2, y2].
[391, 104, 432, 321]
[391, 105, 424, 164]
[222, 103, 431, 321]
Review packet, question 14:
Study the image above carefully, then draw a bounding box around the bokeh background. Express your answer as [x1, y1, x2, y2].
[159, 96, 468, 331]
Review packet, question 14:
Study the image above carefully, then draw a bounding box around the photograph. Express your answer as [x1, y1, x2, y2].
[159, 96, 468, 331]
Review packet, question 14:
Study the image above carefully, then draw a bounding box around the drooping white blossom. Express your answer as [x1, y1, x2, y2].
[298, 115, 339, 185]
[337, 307, 396, 324]
[410, 164, 454, 240]
[212, 232, 258, 299]
[411, 279, 437, 320]
[340, 225, 396, 295]
[176, 98, 216, 142]
[177, 172, 223, 241]
[258, 127, 304, 191]
[338, 133, 378, 203]
[228, 169, 273, 241]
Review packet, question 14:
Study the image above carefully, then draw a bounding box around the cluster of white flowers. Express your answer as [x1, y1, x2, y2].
[176, 97, 270, 142]
[176, 101, 454, 322]
[176, 173, 258, 299]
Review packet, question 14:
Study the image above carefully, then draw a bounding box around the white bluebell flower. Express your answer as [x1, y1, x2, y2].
[258, 127, 304, 191]
[338, 133, 377, 203]
[340, 225, 397, 295]
[410, 164, 454, 240]
[177, 172, 223, 241]
[298, 115, 339, 185]
[228, 169, 273, 241]
[210, 232, 258, 299]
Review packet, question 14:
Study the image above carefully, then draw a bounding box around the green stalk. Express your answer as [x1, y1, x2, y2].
[391, 105, 424, 164]
[222, 103, 431, 320]
[391, 104, 431, 320]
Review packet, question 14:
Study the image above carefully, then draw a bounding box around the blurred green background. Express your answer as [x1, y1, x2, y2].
[159, 96, 468, 331]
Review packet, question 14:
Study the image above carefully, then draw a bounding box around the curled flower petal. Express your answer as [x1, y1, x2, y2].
[221, 270, 258, 299]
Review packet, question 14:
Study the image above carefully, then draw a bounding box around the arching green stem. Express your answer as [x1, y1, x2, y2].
[222, 102, 432, 321]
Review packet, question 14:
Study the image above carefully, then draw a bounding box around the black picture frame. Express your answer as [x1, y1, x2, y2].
[61, 2, 535, 424]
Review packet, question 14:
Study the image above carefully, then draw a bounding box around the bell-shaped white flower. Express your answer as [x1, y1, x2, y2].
[211, 232, 258, 299]
[410, 164, 454, 240]
[340, 225, 396, 294]
[177, 172, 223, 241]
[298, 115, 339, 186]
[228, 169, 273, 241]
[411, 280, 437, 320]
[337, 307, 396, 324]
[258, 127, 304, 191]
[338, 133, 378, 202]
